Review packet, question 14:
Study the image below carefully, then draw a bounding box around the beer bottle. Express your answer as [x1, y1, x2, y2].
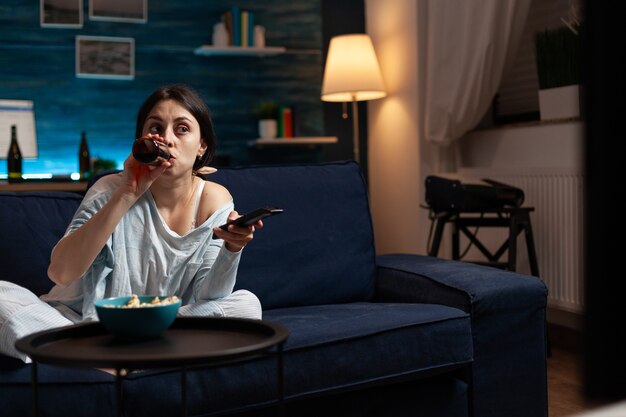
[79, 131, 91, 180]
[7, 125, 22, 183]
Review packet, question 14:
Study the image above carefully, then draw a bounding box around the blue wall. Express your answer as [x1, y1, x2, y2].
[0, 0, 324, 175]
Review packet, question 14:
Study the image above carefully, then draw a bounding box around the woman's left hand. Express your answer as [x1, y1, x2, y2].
[213, 211, 264, 252]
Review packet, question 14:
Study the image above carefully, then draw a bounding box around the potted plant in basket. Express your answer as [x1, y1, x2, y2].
[534, 4, 583, 120]
[254, 101, 278, 139]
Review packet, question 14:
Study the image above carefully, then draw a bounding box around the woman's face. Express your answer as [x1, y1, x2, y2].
[141, 99, 207, 176]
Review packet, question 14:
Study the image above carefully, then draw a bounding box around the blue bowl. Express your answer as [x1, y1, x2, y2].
[95, 295, 181, 339]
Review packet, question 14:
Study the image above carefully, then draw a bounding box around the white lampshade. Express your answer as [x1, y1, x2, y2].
[321, 34, 386, 102]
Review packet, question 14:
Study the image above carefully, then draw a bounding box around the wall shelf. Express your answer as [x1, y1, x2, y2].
[0, 180, 87, 193]
[194, 45, 286, 57]
[249, 137, 337, 147]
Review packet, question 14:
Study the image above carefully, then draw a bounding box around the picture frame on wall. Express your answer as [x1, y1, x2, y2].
[40, 0, 83, 28]
[76, 36, 135, 80]
[89, 0, 147, 23]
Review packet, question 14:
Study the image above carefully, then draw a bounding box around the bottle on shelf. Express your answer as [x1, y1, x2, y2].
[132, 136, 170, 165]
[7, 125, 22, 183]
[79, 131, 91, 180]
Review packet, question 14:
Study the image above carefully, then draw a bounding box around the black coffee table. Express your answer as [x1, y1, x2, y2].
[15, 317, 289, 417]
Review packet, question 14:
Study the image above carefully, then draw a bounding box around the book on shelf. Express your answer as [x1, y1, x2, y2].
[291, 104, 300, 137]
[232, 6, 240, 46]
[241, 11, 249, 47]
[276, 107, 283, 138]
[247, 12, 255, 47]
[277, 105, 294, 139]
[220, 8, 258, 47]
[221, 11, 234, 45]
[283, 107, 293, 138]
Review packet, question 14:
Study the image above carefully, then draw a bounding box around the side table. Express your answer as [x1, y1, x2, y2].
[428, 207, 540, 276]
[15, 317, 289, 417]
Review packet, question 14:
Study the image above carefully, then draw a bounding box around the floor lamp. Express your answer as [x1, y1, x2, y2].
[321, 34, 386, 164]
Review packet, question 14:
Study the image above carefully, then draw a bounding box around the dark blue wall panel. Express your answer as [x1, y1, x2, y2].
[0, 0, 323, 175]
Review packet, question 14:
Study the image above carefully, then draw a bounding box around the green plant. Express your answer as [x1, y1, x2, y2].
[91, 157, 118, 175]
[535, 25, 582, 89]
[254, 101, 278, 120]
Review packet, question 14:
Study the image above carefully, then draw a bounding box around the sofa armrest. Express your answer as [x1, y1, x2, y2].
[375, 255, 469, 311]
[375, 254, 547, 314]
[376, 254, 548, 417]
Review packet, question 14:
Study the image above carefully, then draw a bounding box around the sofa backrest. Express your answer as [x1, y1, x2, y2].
[209, 161, 377, 309]
[0, 192, 83, 296]
[0, 161, 377, 310]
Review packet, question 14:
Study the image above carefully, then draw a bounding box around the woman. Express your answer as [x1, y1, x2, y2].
[0, 84, 262, 362]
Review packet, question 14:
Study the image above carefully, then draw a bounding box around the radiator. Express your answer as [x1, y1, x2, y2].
[457, 168, 585, 313]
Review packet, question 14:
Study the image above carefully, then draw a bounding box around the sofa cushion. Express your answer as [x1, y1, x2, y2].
[265, 302, 472, 396]
[0, 192, 82, 296]
[121, 302, 472, 416]
[0, 364, 116, 417]
[210, 161, 377, 309]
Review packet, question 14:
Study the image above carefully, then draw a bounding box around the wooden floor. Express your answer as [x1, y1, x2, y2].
[548, 347, 609, 416]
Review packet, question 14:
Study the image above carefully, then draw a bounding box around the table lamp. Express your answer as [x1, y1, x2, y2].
[321, 34, 386, 163]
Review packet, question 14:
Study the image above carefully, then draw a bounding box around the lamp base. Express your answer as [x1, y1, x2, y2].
[352, 97, 360, 164]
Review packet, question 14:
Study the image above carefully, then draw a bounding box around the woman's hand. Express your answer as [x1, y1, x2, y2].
[118, 134, 171, 201]
[213, 211, 264, 252]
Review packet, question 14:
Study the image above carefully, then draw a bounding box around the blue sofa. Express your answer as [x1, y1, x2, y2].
[0, 161, 548, 417]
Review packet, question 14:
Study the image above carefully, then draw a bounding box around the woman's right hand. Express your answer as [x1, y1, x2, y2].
[48, 137, 171, 286]
[118, 135, 171, 200]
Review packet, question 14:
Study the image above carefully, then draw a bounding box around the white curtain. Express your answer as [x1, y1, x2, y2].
[423, 0, 531, 166]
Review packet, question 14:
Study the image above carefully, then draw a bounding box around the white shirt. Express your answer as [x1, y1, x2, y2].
[42, 173, 242, 321]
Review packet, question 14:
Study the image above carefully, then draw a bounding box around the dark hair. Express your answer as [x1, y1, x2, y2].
[135, 84, 216, 171]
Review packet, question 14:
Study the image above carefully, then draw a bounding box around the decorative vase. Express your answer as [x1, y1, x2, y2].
[258, 119, 277, 139]
[538, 84, 581, 120]
[212, 22, 229, 47]
[254, 25, 266, 48]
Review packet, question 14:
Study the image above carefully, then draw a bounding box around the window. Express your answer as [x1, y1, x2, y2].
[493, 0, 579, 124]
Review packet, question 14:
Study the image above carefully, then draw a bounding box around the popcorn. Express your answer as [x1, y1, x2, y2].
[105, 294, 180, 308]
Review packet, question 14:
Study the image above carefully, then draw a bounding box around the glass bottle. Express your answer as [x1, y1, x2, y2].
[79, 131, 91, 180]
[132, 137, 170, 164]
[7, 125, 22, 183]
